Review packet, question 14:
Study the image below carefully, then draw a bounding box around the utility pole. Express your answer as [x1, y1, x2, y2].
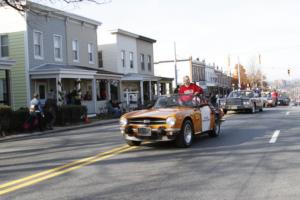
[259, 54, 263, 90]
[237, 56, 241, 89]
[174, 42, 178, 87]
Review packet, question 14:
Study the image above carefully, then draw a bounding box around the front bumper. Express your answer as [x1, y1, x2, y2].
[121, 127, 181, 142]
[225, 105, 251, 111]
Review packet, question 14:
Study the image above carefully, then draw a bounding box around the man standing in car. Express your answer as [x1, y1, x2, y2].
[179, 76, 203, 102]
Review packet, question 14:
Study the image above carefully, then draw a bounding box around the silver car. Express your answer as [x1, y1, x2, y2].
[223, 90, 264, 114]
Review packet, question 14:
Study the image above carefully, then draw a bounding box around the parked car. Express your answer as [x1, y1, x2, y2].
[277, 96, 290, 106]
[223, 90, 264, 114]
[120, 94, 224, 148]
[261, 92, 276, 107]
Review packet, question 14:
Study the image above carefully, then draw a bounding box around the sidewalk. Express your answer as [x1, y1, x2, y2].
[0, 118, 119, 142]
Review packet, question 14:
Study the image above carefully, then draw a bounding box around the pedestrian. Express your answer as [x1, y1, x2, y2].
[29, 93, 45, 131]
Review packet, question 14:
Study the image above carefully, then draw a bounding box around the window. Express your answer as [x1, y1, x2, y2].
[53, 35, 62, 61]
[0, 35, 9, 57]
[140, 54, 145, 70]
[88, 43, 94, 63]
[98, 51, 103, 68]
[72, 40, 79, 62]
[121, 50, 125, 67]
[147, 55, 151, 71]
[33, 31, 43, 59]
[129, 52, 134, 68]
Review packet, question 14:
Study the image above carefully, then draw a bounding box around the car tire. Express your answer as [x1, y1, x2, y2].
[208, 117, 220, 137]
[259, 107, 263, 112]
[126, 140, 142, 146]
[223, 109, 227, 114]
[251, 104, 256, 114]
[176, 120, 193, 148]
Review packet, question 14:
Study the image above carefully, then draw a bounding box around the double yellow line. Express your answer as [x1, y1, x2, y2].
[0, 144, 137, 196]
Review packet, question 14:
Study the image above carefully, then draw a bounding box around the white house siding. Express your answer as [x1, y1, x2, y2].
[136, 39, 154, 75]
[66, 19, 98, 68]
[99, 44, 118, 72]
[116, 34, 138, 74]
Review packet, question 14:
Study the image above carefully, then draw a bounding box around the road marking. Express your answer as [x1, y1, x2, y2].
[286, 111, 290, 115]
[269, 130, 280, 143]
[0, 144, 137, 196]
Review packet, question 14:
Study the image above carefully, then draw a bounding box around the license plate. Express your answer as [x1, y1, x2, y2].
[138, 127, 151, 136]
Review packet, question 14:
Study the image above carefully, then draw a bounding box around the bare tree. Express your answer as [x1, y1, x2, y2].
[0, 0, 111, 12]
[247, 56, 267, 89]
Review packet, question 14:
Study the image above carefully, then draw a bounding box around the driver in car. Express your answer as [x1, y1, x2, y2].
[178, 75, 204, 105]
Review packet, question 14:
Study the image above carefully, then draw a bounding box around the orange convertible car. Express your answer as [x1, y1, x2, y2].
[120, 94, 224, 148]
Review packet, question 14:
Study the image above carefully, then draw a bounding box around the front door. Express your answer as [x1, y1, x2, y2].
[36, 82, 47, 104]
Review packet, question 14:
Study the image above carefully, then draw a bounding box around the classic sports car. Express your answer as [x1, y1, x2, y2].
[120, 94, 224, 148]
[223, 90, 264, 114]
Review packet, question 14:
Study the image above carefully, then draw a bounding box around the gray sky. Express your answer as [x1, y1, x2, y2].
[42, 0, 300, 81]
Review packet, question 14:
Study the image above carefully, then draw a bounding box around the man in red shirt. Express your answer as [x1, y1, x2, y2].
[178, 76, 203, 102]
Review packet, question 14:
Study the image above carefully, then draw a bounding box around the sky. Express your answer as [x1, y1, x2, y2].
[40, 0, 300, 81]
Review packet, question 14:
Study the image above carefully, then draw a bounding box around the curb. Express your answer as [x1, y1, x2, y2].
[0, 118, 119, 143]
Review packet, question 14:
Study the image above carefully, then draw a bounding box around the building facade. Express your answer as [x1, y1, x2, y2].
[0, 2, 123, 113]
[99, 29, 173, 108]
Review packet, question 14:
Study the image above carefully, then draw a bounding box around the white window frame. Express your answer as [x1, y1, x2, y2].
[72, 39, 79, 62]
[140, 53, 145, 70]
[33, 30, 44, 60]
[147, 55, 151, 71]
[53, 34, 63, 62]
[88, 43, 94, 64]
[129, 52, 134, 68]
[121, 50, 125, 68]
[0, 35, 9, 58]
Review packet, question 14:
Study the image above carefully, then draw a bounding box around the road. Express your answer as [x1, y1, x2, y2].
[1, 106, 300, 200]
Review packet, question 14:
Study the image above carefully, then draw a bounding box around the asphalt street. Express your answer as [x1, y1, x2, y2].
[1, 106, 300, 200]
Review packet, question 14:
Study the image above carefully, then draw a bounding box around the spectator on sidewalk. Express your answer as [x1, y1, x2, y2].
[29, 93, 45, 131]
[107, 100, 122, 117]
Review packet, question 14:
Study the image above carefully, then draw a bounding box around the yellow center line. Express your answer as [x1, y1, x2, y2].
[0, 144, 135, 196]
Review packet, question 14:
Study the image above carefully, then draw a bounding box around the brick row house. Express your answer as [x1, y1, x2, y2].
[154, 57, 232, 96]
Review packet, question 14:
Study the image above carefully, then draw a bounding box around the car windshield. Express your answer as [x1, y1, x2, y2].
[228, 91, 254, 98]
[153, 94, 204, 108]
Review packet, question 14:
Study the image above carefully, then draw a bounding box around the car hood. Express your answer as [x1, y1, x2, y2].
[122, 107, 186, 119]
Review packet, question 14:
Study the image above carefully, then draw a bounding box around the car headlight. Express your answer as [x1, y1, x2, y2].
[166, 117, 176, 127]
[243, 101, 250, 105]
[120, 118, 128, 126]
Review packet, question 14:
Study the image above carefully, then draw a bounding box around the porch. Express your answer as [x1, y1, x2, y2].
[121, 73, 173, 110]
[29, 64, 123, 114]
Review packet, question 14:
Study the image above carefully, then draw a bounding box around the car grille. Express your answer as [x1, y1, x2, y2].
[128, 118, 166, 125]
[226, 98, 243, 106]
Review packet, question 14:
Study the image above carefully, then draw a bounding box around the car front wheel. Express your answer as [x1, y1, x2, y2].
[176, 120, 193, 148]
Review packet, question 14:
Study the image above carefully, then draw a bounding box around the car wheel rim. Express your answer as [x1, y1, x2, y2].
[184, 123, 192, 144]
[215, 122, 220, 135]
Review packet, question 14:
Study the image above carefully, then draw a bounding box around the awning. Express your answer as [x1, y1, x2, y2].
[30, 64, 97, 79]
[95, 69, 123, 80]
[0, 59, 15, 70]
[122, 73, 173, 82]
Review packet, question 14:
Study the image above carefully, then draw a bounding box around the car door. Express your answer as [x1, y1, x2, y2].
[200, 105, 211, 132]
